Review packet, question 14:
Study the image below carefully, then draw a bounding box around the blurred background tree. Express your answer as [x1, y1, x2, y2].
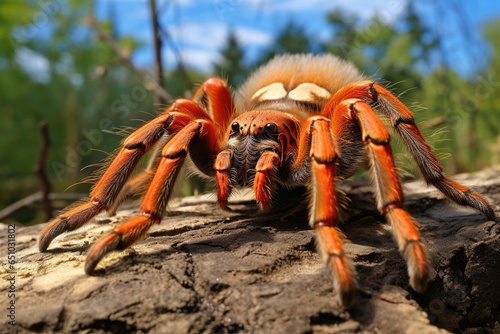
[1, 0, 156, 223]
[213, 32, 248, 87]
[1, 0, 498, 224]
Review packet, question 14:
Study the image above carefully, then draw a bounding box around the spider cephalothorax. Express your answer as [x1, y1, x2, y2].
[39, 54, 495, 307]
[227, 110, 300, 187]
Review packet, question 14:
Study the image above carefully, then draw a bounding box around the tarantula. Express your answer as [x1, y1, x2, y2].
[39, 54, 495, 307]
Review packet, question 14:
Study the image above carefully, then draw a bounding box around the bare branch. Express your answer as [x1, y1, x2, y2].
[150, 0, 167, 105]
[159, 26, 193, 90]
[0, 193, 86, 221]
[35, 121, 53, 220]
[86, 15, 172, 102]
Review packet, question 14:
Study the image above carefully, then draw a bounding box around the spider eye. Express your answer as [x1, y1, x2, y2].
[231, 122, 240, 133]
[265, 122, 278, 134]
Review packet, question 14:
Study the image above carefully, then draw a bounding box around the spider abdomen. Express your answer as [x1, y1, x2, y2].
[236, 53, 363, 114]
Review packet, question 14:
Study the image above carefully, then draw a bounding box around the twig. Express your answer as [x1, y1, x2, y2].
[421, 117, 446, 129]
[86, 15, 172, 102]
[35, 121, 53, 220]
[0, 193, 86, 221]
[155, 0, 193, 92]
[150, 0, 167, 105]
[159, 26, 193, 90]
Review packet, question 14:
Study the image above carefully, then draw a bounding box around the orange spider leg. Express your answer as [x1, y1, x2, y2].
[372, 83, 494, 219]
[108, 170, 155, 216]
[100, 84, 223, 217]
[39, 104, 197, 252]
[254, 151, 280, 210]
[40, 78, 236, 252]
[108, 135, 168, 216]
[334, 99, 428, 292]
[215, 149, 234, 211]
[294, 116, 355, 307]
[85, 120, 215, 273]
[323, 81, 494, 220]
[193, 78, 235, 141]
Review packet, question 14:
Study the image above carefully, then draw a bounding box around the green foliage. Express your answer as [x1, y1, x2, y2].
[164, 66, 204, 99]
[256, 20, 314, 67]
[213, 32, 248, 87]
[0, 0, 155, 221]
[318, 4, 499, 173]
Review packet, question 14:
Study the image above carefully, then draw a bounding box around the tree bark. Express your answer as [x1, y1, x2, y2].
[1, 167, 499, 334]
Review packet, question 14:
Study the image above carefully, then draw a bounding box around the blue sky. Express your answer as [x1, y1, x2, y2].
[14, 0, 500, 81]
[96, 0, 412, 71]
[93, 0, 500, 77]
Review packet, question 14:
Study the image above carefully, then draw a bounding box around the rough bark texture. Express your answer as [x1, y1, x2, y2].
[1, 167, 500, 334]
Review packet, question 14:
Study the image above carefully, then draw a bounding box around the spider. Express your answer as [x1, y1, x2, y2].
[39, 54, 495, 307]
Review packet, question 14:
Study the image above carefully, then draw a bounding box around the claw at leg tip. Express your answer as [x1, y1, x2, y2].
[38, 236, 50, 252]
[259, 201, 271, 211]
[38, 227, 59, 252]
[410, 271, 429, 293]
[84, 233, 122, 275]
[38, 217, 71, 253]
[486, 207, 496, 221]
[340, 289, 356, 309]
[84, 256, 100, 275]
[219, 201, 233, 212]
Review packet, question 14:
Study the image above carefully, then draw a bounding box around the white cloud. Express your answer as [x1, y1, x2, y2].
[111, 0, 407, 73]
[235, 26, 273, 45]
[162, 21, 273, 71]
[15, 47, 51, 83]
[170, 0, 193, 6]
[167, 21, 273, 49]
[245, 0, 406, 23]
[167, 22, 227, 49]
[164, 47, 221, 72]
